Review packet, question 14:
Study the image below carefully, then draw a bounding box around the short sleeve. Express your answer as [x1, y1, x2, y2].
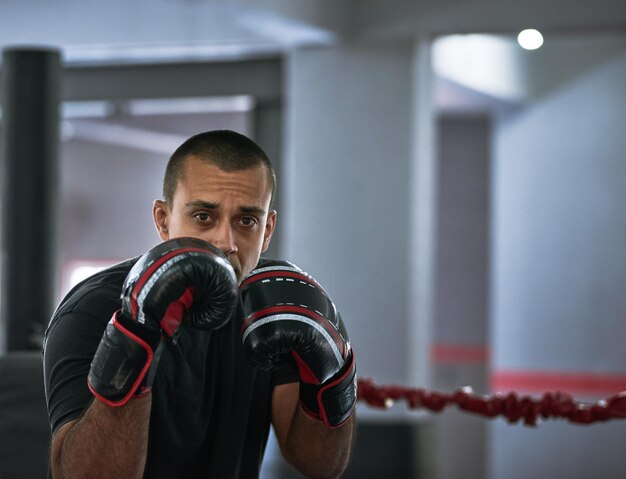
[43, 308, 112, 435]
[43, 275, 125, 436]
[43, 262, 133, 435]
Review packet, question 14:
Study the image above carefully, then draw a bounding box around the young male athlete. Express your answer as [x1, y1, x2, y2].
[43, 130, 356, 478]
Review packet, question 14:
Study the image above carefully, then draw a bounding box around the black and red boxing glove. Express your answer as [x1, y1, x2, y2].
[240, 260, 356, 428]
[87, 237, 238, 407]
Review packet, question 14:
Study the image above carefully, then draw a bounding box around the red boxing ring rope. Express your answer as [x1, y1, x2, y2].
[357, 378, 626, 426]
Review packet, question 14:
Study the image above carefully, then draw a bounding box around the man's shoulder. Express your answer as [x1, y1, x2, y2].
[53, 257, 139, 320]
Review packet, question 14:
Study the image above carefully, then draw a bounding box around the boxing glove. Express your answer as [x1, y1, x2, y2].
[88, 237, 238, 407]
[240, 260, 356, 428]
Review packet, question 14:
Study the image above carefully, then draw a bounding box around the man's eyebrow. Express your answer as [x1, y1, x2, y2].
[184, 200, 266, 215]
[239, 205, 266, 215]
[184, 200, 219, 209]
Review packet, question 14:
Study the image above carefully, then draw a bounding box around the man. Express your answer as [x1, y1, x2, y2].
[43, 130, 356, 478]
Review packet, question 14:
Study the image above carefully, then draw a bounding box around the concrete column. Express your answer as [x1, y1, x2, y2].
[283, 38, 433, 400]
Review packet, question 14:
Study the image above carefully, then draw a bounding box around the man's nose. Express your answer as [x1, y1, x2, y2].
[211, 222, 237, 256]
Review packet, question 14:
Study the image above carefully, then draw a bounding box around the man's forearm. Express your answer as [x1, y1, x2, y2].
[51, 395, 151, 479]
[284, 406, 355, 479]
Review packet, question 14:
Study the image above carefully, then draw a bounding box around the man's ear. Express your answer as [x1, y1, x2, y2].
[153, 199, 170, 241]
[261, 210, 277, 253]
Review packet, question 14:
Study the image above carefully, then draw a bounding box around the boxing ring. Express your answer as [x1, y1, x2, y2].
[357, 377, 626, 426]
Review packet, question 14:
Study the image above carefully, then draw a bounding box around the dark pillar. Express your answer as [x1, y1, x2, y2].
[0, 47, 61, 352]
[253, 98, 283, 259]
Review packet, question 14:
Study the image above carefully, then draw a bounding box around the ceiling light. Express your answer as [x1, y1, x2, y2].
[517, 29, 544, 50]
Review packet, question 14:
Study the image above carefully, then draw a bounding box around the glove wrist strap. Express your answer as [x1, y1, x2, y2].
[87, 311, 162, 407]
[299, 351, 357, 428]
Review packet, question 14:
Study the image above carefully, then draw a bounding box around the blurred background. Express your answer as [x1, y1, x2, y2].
[0, 1, 625, 477]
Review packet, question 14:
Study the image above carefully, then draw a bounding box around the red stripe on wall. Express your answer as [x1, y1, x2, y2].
[431, 343, 626, 396]
[491, 370, 626, 396]
[431, 343, 489, 364]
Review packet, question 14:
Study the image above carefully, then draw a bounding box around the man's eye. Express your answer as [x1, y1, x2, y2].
[193, 212, 210, 222]
[240, 217, 257, 227]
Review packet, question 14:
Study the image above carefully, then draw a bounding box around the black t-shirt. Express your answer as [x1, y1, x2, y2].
[43, 257, 297, 478]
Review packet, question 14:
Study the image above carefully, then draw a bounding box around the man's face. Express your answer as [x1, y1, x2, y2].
[153, 157, 276, 283]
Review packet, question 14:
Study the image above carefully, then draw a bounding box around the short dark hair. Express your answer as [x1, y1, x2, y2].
[163, 130, 276, 207]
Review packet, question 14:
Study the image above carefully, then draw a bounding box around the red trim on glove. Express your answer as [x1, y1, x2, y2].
[159, 286, 195, 337]
[316, 352, 356, 428]
[291, 350, 320, 384]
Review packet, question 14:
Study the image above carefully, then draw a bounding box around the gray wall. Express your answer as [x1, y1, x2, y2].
[491, 51, 626, 373]
[489, 50, 626, 479]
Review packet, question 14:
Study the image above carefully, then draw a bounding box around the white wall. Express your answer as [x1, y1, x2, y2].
[491, 51, 626, 373]
[489, 49, 626, 479]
